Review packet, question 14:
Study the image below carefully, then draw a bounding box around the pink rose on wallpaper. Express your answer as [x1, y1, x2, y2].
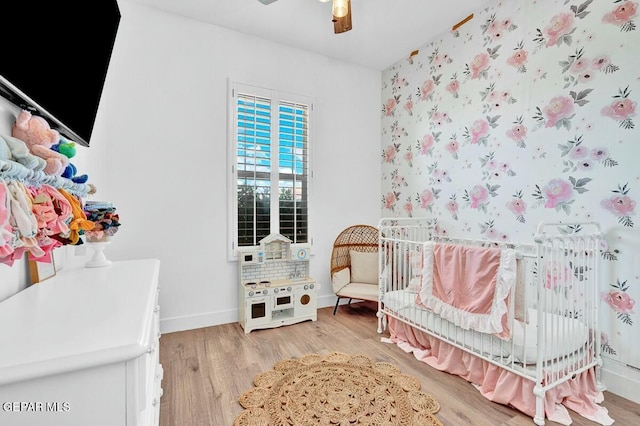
[601, 98, 637, 121]
[602, 1, 638, 26]
[384, 192, 397, 210]
[432, 169, 449, 184]
[420, 134, 434, 155]
[420, 79, 435, 100]
[420, 189, 434, 208]
[507, 198, 527, 215]
[404, 151, 413, 166]
[432, 111, 449, 126]
[470, 119, 490, 144]
[487, 20, 500, 35]
[391, 124, 407, 141]
[404, 99, 414, 115]
[404, 201, 414, 216]
[470, 53, 490, 79]
[469, 185, 489, 208]
[393, 76, 408, 91]
[569, 145, 588, 159]
[384, 97, 397, 116]
[601, 195, 636, 216]
[446, 200, 458, 215]
[602, 184, 635, 226]
[544, 12, 574, 47]
[392, 174, 406, 188]
[543, 96, 574, 128]
[591, 147, 608, 161]
[506, 123, 527, 142]
[577, 72, 595, 84]
[591, 55, 611, 70]
[569, 57, 590, 74]
[445, 79, 460, 96]
[446, 140, 459, 155]
[543, 179, 573, 208]
[507, 49, 528, 69]
[601, 290, 636, 314]
[485, 228, 498, 239]
[434, 53, 453, 71]
[384, 145, 397, 163]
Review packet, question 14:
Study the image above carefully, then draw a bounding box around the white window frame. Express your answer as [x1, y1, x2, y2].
[227, 80, 313, 261]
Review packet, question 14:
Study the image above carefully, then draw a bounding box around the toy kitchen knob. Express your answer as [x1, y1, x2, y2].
[310, 283, 315, 289]
[287, 286, 292, 291]
[274, 288, 279, 293]
[263, 289, 268, 294]
[304, 284, 309, 290]
[249, 291, 254, 297]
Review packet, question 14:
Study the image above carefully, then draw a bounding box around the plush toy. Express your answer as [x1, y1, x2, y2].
[51, 138, 89, 184]
[11, 110, 69, 176]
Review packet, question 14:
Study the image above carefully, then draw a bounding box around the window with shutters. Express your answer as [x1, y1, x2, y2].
[229, 82, 312, 256]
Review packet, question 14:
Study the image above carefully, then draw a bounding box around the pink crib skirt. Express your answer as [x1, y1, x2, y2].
[387, 317, 614, 425]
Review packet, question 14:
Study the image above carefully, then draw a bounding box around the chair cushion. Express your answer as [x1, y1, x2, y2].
[349, 250, 378, 284]
[336, 282, 379, 302]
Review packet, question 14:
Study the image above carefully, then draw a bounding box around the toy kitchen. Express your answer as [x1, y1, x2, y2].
[238, 233, 316, 333]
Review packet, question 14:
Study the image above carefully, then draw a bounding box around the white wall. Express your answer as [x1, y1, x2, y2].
[99, 1, 381, 332]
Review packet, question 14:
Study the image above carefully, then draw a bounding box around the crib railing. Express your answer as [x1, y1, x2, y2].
[533, 222, 602, 392]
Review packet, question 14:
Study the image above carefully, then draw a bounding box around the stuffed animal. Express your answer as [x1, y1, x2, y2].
[12, 110, 69, 176]
[51, 138, 89, 184]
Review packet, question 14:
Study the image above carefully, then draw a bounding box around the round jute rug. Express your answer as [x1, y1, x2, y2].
[234, 352, 442, 426]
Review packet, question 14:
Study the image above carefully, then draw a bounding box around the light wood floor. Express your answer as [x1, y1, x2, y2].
[159, 302, 640, 426]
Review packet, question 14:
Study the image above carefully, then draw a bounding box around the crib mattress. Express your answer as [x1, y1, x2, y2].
[382, 289, 589, 364]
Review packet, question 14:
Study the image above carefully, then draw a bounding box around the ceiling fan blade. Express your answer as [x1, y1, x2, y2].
[257, 0, 278, 5]
[333, 0, 352, 34]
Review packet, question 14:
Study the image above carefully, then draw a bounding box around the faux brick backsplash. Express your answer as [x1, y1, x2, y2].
[241, 261, 308, 282]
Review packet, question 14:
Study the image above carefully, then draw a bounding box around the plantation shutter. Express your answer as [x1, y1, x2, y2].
[278, 101, 309, 244]
[236, 93, 272, 246]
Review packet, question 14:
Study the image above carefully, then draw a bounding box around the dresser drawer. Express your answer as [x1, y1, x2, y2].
[133, 283, 162, 425]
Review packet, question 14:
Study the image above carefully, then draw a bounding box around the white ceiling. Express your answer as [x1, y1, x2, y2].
[127, 0, 495, 70]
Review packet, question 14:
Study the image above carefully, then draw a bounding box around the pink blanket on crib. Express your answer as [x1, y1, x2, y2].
[418, 242, 517, 339]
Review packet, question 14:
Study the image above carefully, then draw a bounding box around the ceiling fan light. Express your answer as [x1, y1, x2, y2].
[332, 0, 348, 18]
[318, 0, 331, 3]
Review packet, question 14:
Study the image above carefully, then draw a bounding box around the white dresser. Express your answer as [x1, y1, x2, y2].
[0, 259, 162, 426]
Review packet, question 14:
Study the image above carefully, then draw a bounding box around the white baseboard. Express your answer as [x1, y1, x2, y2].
[160, 309, 238, 334]
[601, 358, 640, 404]
[160, 295, 347, 334]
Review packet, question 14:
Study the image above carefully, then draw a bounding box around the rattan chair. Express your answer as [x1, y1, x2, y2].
[330, 224, 379, 315]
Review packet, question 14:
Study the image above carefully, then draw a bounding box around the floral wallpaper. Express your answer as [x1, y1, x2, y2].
[381, 0, 639, 370]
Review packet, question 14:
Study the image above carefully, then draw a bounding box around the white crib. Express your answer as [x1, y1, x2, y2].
[377, 218, 612, 425]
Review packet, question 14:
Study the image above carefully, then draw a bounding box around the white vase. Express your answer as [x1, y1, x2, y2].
[85, 241, 112, 268]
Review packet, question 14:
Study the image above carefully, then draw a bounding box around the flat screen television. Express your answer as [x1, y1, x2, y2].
[0, 2, 121, 147]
